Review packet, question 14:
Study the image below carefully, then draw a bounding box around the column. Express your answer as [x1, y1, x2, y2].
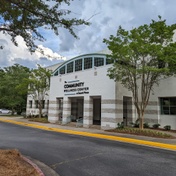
[83, 96, 93, 128]
[101, 98, 123, 129]
[62, 97, 71, 124]
[48, 99, 59, 123]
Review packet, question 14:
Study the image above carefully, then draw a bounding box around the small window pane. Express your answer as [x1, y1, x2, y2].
[59, 66, 65, 74]
[29, 101, 32, 108]
[67, 62, 74, 73]
[162, 107, 169, 114]
[170, 98, 176, 106]
[54, 71, 58, 76]
[84, 57, 92, 70]
[160, 97, 176, 115]
[94, 57, 104, 67]
[42, 100, 45, 109]
[75, 59, 82, 72]
[162, 98, 170, 106]
[47, 100, 49, 109]
[35, 100, 38, 108]
[106, 58, 113, 65]
[170, 107, 176, 114]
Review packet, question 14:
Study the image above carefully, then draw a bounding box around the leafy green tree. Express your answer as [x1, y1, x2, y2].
[0, 64, 30, 114]
[0, 0, 89, 52]
[104, 16, 176, 129]
[27, 65, 51, 118]
[0, 69, 5, 108]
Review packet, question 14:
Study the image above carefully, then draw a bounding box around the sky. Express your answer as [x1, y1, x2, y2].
[1, 0, 176, 69]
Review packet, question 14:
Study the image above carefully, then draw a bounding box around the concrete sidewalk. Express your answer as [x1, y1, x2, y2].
[0, 116, 176, 151]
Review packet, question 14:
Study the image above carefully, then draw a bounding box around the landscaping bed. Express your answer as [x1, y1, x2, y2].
[106, 127, 175, 139]
[0, 149, 39, 176]
[28, 117, 49, 123]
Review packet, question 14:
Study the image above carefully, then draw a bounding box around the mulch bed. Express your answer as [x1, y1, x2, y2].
[0, 149, 40, 176]
[106, 128, 176, 139]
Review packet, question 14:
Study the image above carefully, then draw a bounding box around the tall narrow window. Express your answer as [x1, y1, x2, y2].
[75, 59, 82, 71]
[59, 66, 65, 74]
[47, 100, 49, 110]
[106, 58, 113, 65]
[35, 100, 38, 108]
[67, 62, 74, 73]
[84, 57, 92, 70]
[42, 100, 45, 109]
[94, 57, 104, 67]
[29, 100, 32, 108]
[54, 71, 58, 76]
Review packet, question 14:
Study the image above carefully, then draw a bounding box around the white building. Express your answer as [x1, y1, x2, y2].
[48, 52, 134, 129]
[145, 77, 176, 130]
[26, 52, 176, 130]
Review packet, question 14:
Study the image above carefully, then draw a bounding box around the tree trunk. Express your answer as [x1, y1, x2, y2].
[38, 103, 42, 118]
[11, 108, 15, 115]
[139, 114, 144, 130]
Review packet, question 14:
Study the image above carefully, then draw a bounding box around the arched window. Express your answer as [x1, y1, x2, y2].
[67, 62, 74, 73]
[84, 57, 92, 70]
[59, 66, 65, 74]
[75, 59, 82, 72]
[52, 54, 111, 76]
[94, 57, 104, 67]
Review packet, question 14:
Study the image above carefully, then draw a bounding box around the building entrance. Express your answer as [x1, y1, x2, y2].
[56, 98, 63, 123]
[71, 97, 84, 121]
[93, 98, 101, 125]
[123, 96, 132, 126]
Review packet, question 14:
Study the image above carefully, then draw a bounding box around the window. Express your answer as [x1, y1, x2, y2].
[47, 100, 49, 110]
[35, 100, 38, 108]
[106, 58, 113, 65]
[59, 66, 65, 74]
[67, 62, 74, 73]
[94, 57, 104, 67]
[54, 71, 58, 76]
[75, 59, 82, 71]
[29, 101, 32, 108]
[84, 57, 92, 70]
[42, 100, 45, 109]
[160, 97, 176, 115]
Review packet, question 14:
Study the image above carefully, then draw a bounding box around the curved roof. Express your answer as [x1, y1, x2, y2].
[52, 52, 111, 76]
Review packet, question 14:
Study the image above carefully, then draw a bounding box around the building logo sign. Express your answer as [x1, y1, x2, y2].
[64, 80, 89, 95]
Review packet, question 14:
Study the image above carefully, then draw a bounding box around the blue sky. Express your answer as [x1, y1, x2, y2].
[0, 0, 176, 68]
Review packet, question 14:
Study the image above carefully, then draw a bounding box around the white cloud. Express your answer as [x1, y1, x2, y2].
[58, 0, 169, 57]
[35, 45, 66, 61]
[0, 32, 65, 68]
[1, 0, 176, 66]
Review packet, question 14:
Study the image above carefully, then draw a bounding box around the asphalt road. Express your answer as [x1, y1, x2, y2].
[0, 122, 176, 176]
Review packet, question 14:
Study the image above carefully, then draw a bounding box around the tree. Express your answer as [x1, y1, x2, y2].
[0, 0, 89, 52]
[27, 65, 51, 118]
[0, 64, 30, 114]
[103, 16, 176, 129]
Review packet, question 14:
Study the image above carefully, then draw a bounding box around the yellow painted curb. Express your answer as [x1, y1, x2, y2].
[0, 119, 176, 151]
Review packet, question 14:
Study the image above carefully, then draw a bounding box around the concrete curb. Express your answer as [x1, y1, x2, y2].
[0, 118, 176, 151]
[22, 156, 45, 176]
[24, 156, 60, 176]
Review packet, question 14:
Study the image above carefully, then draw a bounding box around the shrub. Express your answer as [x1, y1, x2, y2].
[164, 125, 171, 131]
[107, 127, 173, 138]
[34, 114, 39, 118]
[134, 123, 139, 128]
[27, 114, 32, 118]
[29, 117, 49, 123]
[117, 122, 124, 129]
[42, 112, 48, 118]
[152, 123, 160, 129]
[132, 119, 139, 128]
[143, 122, 150, 128]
